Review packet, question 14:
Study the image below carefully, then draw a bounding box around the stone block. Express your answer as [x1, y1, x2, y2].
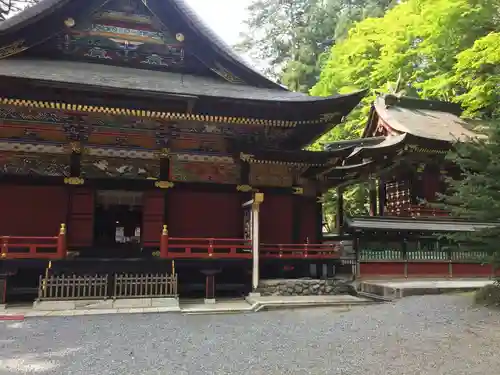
[33, 300, 76, 311]
[113, 298, 152, 308]
[257, 278, 354, 297]
[151, 297, 179, 308]
[204, 298, 216, 304]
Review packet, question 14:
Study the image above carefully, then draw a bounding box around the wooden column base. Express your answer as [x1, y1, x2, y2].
[0, 274, 7, 305]
[202, 270, 219, 303]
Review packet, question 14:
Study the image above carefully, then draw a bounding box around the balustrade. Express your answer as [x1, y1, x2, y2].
[0, 224, 66, 259]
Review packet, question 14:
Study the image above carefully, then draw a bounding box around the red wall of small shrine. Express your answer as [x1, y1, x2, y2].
[260, 194, 293, 244]
[298, 197, 318, 244]
[359, 262, 498, 278]
[0, 185, 68, 236]
[167, 190, 242, 238]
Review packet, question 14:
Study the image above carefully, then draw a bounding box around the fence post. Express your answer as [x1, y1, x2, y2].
[208, 239, 214, 257]
[0, 237, 7, 259]
[160, 225, 169, 258]
[447, 247, 453, 279]
[403, 239, 408, 278]
[57, 224, 67, 258]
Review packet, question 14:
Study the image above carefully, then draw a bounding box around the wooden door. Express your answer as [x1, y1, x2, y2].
[68, 187, 94, 247]
[142, 190, 165, 248]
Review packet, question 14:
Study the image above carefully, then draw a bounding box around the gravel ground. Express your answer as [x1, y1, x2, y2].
[1, 295, 499, 375]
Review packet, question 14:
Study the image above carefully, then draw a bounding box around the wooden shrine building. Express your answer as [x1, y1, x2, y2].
[324, 94, 495, 278]
[0, 0, 381, 302]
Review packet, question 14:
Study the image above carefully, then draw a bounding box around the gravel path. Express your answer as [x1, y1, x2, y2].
[0, 295, 499, 375]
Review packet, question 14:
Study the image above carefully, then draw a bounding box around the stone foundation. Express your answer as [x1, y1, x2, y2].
[256, 278, 355, 296]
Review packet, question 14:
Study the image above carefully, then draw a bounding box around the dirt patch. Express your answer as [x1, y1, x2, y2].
[475, 282, 500, 308]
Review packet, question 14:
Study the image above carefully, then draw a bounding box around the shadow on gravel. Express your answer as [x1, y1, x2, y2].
[475, 283, 500, 309]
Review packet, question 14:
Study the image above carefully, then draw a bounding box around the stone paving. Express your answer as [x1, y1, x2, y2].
[0, 295, 372, 318]
[0, 294, 499, 374]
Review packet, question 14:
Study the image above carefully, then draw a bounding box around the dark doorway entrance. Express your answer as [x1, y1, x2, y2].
[93, 190, 144, 258]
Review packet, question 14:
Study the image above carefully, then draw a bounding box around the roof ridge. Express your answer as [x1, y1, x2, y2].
[384, 94, 463, 116]
[0, 0, 67, 32]
[170, 0, 284, 90]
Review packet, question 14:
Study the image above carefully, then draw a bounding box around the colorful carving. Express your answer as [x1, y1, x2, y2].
[0, 152, 70, 176]
[250, 164, 293, 187]
[57, 0, 184, 69]
[0, 40, 27, 60]
[170, 159, 240, 184]
[81, 155, 160, 179]
[0, 105, 297, 151]
[243, 209, 252, 240]
[88, 128, 156, 148]
[169, 134, 227, 153]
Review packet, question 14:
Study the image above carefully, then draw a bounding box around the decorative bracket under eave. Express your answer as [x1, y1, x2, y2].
[155, 181, 175, 189]
[64, 177, 84, 185]
[239, 152, 255, 163]
[155, 148, 171, 159]
[236, 185, 253, 193]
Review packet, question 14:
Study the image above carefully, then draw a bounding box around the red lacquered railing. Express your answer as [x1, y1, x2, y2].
[0, 224, 67, 260]
[260, 243, 341, 259]
[163, 237, 252, 259]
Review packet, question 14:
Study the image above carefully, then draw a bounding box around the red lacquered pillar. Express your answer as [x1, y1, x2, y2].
[160, 225, 169, 258]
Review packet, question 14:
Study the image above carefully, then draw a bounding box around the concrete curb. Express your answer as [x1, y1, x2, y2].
[0, 296, 380, 318]
[358, 280, 493, 299]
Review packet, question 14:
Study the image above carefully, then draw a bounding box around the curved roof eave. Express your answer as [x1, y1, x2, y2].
[0, 0, 284, 90]
[169, 0, 284, 90]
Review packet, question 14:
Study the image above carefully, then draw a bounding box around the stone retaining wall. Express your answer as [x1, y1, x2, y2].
[257, 278, 354, 296]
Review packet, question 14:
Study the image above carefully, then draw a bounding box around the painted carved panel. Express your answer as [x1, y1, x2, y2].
[0, 152, 70, 176]
[57, 0, 184, 69]
[88, 129, 156, 149]
[0, 123, 67, 143]
[81, 155, 160, 179]
[169, 134, 228, 153]
[0, 106, 296, 150]
[170, 159, 240, 184]
[250, 164, 293, 187]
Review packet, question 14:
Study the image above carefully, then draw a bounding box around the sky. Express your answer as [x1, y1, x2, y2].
[184, 0, 252, 47]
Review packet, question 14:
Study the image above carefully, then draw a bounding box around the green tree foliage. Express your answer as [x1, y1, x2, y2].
[311, 0, 499, 228]
[237, 0, 395, 92]
[322, 183, 370, 232]
[437, 124, 500, 268]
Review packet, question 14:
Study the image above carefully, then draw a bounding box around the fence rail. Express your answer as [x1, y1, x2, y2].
[38, 272, 178, 301]
[260, 243, 341, 259]
[38, 274, 108, 301]
[165, 237, 252, 259]
[360, 249, 489, 262]
[114, 273, 177, 298]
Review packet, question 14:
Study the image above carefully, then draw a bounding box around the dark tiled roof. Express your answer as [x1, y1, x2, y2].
[324, 137, 386, 151]
[0, 0, 66, 31]
[0, 58, 348, 102]
[243, 149, 351, 165]
[345, 216, 495, 232]
[374, 95, 479, 142]
[347, 134, 407, 159]
[171, 0, 281, 89]
[0, 0, 283, 89]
